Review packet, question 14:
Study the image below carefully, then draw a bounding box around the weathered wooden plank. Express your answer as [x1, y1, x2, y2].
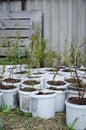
[0, 29, 32, 38]
[0, 19, 32, 29]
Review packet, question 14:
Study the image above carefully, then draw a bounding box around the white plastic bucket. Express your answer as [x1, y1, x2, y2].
[1, 87, 18, 109]
[30, 90, 56, 119]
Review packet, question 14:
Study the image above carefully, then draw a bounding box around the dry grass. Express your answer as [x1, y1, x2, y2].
[0, 108, 69, 130]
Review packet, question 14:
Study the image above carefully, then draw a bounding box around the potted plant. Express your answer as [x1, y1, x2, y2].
[45, 66, 68, 89]
[65, 41, 86, 130]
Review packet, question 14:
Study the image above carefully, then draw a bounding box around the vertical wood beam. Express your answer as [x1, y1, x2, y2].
[22, 0, 26, 10]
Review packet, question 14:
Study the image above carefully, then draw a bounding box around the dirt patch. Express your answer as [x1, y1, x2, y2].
[20, 87, 38, 92]
[67, 83, 86, 90]
[3, 78, 21, 83]
[14, 71, 28, 74]
[46, 69, 58, 72]
[67, 97, 86, 105]
[36, 91, 55, 95]
[47, 87, 66, 91]
[47, 81, 66, 86]
[0, 76, 3, 79]
[65, 78, 82, 83]
[0, 85, 16, 90]
[23, 80, 40, 85]
[78, 68, 86, 71]
[83, 76, 86, 79]
[62, 69, 74, 72]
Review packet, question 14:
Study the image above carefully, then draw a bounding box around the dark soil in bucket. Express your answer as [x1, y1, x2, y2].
[67, 97, 86, 105]
[0, 76, 3, 79]
[3, 78, 21, 83]
[46, 69, 58, 72]
[36, 91, 55, 95]
[47, 87, 66, 91]
[62, 69, 74, 72]
[33, 72, 44, 75]
[83, 76, 86, 79]
[47, 80, 66, 86]
[65, 78, 82, 83]
[78, 68, 86, 71]
[23, 80, 40, 85]
[67, 83, 86, 90]
[0, 84, 16, 89]
[14, 71, 28, 74]
[20, 87, 39, 92]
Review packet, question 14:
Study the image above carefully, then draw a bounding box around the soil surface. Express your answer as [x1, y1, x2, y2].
[78, 68, 86, 71]
[67, 97, 86, 105]
[67, 83, 86, 90]
[47, 81, 66, 86]
[62, 69, 74, 72]
[0, 109, 69, 130]
[20, 87, 39, 92]
[0, 76, 3, 79]
[47, 87, 66, 91]
[83, 76, 86, 79]
[23, 80, 40, 85]
[0, 85, 16, 90]
[65, 78, 82, 83]
[36, 91, 55, 95]
[14, 71, 28, 74]
[3, 78, 21, 83]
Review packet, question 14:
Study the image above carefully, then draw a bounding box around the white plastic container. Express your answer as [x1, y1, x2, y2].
[18, 89, 38, 113]
[47, 88, 67, 112]
[1, 87, 18, 109]
[30, 90, 56, 119]
[54, 89, 67, 112]
[0, 91, 3, 107]
[65, 99, 86, 130]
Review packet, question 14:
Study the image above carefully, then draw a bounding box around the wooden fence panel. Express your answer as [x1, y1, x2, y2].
[0, 10, 42, 57]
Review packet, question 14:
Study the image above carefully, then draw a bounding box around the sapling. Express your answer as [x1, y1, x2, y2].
[73, 41, 86, 99]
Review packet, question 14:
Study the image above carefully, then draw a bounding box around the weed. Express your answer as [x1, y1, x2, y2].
[0, 105, 10, 115]
[69, 117, 78, 130]
[24, 113, 32, 118]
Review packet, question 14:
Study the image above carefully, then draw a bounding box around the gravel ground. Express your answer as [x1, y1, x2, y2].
[0, 108, 70, 130]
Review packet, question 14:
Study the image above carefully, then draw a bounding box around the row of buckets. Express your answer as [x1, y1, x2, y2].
[0, 84, 67, 119]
